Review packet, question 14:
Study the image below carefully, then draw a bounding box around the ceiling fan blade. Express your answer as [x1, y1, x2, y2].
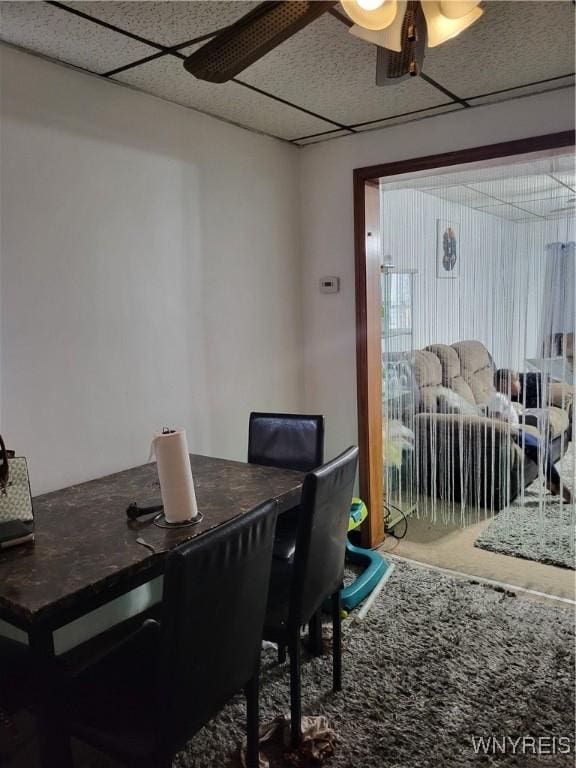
[183, 1, 337, 83]
[376, 0, 426, 85]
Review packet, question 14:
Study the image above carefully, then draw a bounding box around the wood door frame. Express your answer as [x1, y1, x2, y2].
[354, 130, 576, 548]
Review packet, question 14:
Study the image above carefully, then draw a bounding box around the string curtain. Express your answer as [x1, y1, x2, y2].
[540, 241, 575, 358]
[378, 154, 575, 547]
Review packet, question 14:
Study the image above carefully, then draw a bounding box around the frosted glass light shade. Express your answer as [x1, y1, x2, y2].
[439, 1, 482, 20]
[421, 0, 483, 47]
[349, 1, 408, 52]
[341, 0, 399, 31]
[357, 0, 387, 10]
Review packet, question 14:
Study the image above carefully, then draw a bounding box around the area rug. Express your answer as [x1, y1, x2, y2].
[6, 562, 575, 768]
[475, 445, 575, 569]
[182, 561, 575, 768]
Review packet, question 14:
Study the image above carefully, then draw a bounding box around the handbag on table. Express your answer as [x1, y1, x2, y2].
[0, 435, 34, 549]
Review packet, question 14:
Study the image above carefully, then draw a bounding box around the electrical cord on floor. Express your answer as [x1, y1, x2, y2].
[383, 502, 391, 527]
[383, 501, 409, 540]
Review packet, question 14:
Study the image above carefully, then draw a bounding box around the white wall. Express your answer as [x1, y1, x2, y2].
[1, 47, 574, 489]
[299, 89, 575, 458]
[380, 188, 509, 357]
[0, 46, 303, 494]
[380, 189, 575, 372]
[511, 216, 575, 369]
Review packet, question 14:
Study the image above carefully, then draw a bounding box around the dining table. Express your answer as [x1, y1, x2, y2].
[0, 453, 305, 767]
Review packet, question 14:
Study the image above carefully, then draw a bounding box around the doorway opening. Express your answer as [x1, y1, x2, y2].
[354, 132, 575, 599]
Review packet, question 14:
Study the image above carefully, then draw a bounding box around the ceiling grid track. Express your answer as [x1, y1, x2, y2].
[0, 1, 569, 144]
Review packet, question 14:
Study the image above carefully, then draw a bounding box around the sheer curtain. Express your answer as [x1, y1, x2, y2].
[378, 155, 575, 548]
[540, 242, 575, 361]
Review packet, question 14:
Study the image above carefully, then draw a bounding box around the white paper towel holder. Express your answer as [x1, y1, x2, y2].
[153, 510, 204, 529]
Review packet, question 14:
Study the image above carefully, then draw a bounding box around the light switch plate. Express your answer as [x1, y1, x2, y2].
[320, 276, 340, 294]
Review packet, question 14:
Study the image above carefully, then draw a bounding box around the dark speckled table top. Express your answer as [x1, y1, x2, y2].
[0, 454, 303, 630]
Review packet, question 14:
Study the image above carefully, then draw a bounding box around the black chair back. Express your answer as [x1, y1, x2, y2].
[248, 412, 324, 472]
[157, 500, 277, 753]
[289, 446, 358, 626]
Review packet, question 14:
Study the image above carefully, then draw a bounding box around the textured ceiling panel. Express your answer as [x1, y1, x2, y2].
[115, 54, 336, 140]
[424, 1, 575, 99]
[550, 172, 576, 191]
[473, 203, 543, 221]
[1, 1, 574, 144]
[353, 103, 463, 131]
[0, 1, 156, 73]
[239, 14, 448, 126]
[390, 154, 575, 192]
[66, 1, 258, 48]
[468, 75, 575, 106]
[383, 149, 576, 224]
[294, 129, 352, 146]
[468, 175, 565, 202]
[549, 156, 576, 175]
[514, 196, 576, 217]
[429, 186, 493, 206]
[416, 154, 576, 221]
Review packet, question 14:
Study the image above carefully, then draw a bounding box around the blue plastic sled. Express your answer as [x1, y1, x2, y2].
[329, 498, 393, 613]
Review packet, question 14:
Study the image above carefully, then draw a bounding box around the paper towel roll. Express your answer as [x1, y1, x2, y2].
[151, 429, 198, 523]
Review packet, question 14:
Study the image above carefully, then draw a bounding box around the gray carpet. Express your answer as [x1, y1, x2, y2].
[175, 561, 575, 768]
[475, 445, 575, 569]
[6, 562, 575, 768]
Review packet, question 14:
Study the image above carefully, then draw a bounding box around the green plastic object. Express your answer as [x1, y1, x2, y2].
[348, 497, 368, 531]
[340, 498, 392, 612]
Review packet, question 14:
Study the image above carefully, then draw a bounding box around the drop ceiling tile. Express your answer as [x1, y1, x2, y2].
[0, 1, 157, 73]
[381, 153, 574, 192]
[468, 75, 575, 106]
[525, 154, 575, 177]
[423, 1, 575, 100]
[549, 172, 576, 192]
[381, 152, 576, 221]
[513, 196, 576, 217]
[353, 103, 463, 131]
[545, 212, 576, 221]
[67, 1, 258, 48]
[388, 160, 544, 192]
[549, 156, 576, 175]
[381, 166, 480, 192]
[497, 191, 574, 209]
[479, 203, 541, 221]
[467, 175, 562, 202]
[240, 14, 450, 126]
[414, 170, 488, 189]
[294, 129, 352, 146]
[423, 185, 493, 206]
[114, 54, 336, 140]
[504, 189, 573, 206]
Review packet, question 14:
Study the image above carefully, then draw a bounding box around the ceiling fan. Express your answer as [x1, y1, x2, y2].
[183, 1, 484, 86]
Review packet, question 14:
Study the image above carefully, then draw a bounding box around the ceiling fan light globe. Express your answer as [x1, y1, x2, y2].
[421, 0, 483, 47]
[349, 0, 407, 51]
[356, 0, 387, 10]
[439, 0, 482, 20]
[341, 0, 398, 30]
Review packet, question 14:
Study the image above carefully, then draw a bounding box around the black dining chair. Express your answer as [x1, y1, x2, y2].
[248, 412, 325, 657]
[248, 412, 325, 474]
[57, 500, 278, 768]
[262, 446, 359, 748]
[248, 412, 324, 563]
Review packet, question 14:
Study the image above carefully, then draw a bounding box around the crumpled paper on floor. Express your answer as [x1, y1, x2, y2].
[240, 714, 338, 768]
